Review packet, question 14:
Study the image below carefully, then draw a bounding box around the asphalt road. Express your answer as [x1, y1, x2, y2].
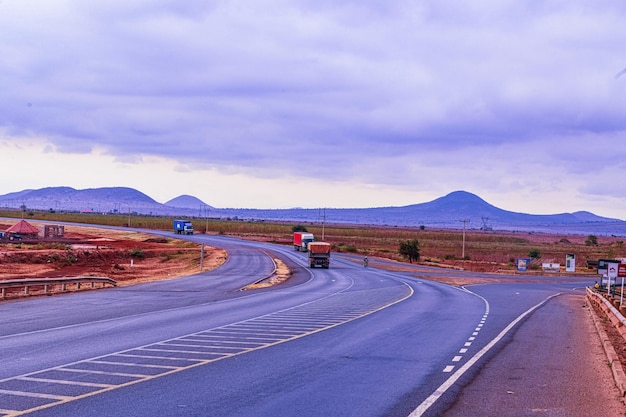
[0, 232, 622, 416]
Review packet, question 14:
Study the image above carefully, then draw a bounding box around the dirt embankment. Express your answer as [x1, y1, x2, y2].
[0, 224, 226, 297]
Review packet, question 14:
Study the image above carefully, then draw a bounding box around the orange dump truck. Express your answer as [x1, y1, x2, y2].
[308, 242, 331, 268]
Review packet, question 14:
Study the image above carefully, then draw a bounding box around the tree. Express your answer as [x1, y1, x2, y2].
[585, 235, 598, 246]
[399, 239, 420, 263]
[292, 225, 308, 233]
[528, 248, 541, 259]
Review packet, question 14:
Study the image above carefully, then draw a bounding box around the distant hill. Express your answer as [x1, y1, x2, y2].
[1, 187, 625, 235]
[165, 195, 213, 210]
[0, 187, 164, 214]
[219, 190, 625, 234]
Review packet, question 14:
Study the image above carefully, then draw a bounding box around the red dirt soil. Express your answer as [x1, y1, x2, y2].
[0, 224, 226, 298]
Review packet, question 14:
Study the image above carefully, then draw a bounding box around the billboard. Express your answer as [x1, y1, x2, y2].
[516, 258, 531, 272]
[599, 259, 621, 286]
[565, 254, 576, 273]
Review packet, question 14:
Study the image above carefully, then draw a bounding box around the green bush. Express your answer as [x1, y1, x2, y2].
[129, 249, 145, 259]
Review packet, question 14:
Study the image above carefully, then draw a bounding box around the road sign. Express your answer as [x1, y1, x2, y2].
[619, 264, 626, 278]
[598, 259, 616, 274]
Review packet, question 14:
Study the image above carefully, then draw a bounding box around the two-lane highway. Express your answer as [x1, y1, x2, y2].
[0, 232, 610, 416]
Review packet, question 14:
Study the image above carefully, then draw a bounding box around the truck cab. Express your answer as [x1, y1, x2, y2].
[173, 220, 194, 235]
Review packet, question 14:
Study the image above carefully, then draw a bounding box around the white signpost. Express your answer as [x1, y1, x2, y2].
[619, 264, 626, 306]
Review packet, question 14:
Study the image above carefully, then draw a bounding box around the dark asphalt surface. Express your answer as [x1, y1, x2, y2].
[1, 230, 624, 416]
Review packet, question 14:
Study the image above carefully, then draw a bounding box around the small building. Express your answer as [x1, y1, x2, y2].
[5, 220, 40, 240]
[43, 225, 65, 238]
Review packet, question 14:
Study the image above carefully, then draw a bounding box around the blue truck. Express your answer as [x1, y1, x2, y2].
[173, 219, 194, 235]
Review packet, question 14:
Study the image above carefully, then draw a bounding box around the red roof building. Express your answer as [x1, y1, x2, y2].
[5, 220, 40, 237]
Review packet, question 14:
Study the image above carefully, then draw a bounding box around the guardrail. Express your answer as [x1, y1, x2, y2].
[586, 287, 626, 395]
[1, 276, 117, 298]
[587, 287, 626, 330]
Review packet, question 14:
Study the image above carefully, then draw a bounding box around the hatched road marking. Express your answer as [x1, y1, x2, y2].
[0, 284, 412, 416]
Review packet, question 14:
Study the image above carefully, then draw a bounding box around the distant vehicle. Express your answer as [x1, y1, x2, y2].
[308, 242, 331, 268]
[293, 232, 314, 252]
[173, 219, 194, 235]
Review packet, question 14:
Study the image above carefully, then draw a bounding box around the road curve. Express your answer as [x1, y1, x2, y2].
[0, 230, 620, 416]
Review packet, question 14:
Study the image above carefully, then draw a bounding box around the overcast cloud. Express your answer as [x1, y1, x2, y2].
[1, 1, 626, 218]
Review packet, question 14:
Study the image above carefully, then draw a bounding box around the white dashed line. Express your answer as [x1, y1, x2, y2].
[410, 293, 561, 417]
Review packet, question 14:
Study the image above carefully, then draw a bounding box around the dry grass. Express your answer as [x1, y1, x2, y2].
[3, 213, 623, 276]
[243, 257, 291, 290]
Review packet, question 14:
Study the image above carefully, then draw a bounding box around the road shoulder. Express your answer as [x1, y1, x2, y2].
[443, 294, 626, 417]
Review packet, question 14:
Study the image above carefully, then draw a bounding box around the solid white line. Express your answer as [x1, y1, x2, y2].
[408, 293, 560, 417]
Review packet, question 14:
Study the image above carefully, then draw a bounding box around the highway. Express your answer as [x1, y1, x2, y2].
[0, 232, 607, 416]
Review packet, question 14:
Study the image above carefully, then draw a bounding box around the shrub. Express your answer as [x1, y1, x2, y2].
[337, 244, 357, 253]
[399, 239, 420, 263]
[585, 235, 598, 246]
[129, 249, 145, 259]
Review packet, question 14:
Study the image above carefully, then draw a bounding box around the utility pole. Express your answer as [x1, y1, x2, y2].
[320, 208, 326, 240]
[205, 205, 209, 234]
[200, 243, 205, 271]
[460, 219, 470, 260]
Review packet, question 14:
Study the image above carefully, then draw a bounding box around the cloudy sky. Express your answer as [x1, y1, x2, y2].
[1, 1, 626, 218]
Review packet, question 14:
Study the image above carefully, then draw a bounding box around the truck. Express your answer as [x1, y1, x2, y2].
[173, 219, 194, 235]
[308, 242, 331, 268]
[293, 232, 314, 252]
